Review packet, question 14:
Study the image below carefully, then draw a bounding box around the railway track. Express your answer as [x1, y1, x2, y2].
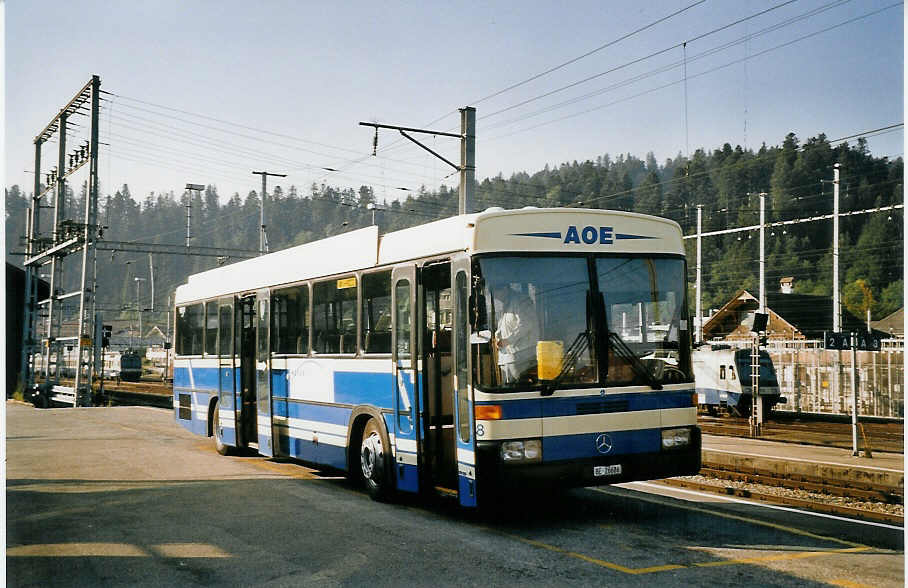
[39, 377, 173, 408]
[657, 472, 903, 526]
[698, 415, 904, 454]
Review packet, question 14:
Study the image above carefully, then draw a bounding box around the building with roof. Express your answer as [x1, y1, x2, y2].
[701, 279, 884, 342]
[871, 307, 904, 338]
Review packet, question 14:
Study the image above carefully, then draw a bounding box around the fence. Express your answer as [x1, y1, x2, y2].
[765, 339, 904, 419]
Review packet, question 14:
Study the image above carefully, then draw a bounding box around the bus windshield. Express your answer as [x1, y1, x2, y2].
[597, 257, 690, 388]
[473, 255, 691, 392]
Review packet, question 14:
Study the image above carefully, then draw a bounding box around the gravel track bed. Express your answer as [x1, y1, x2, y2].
[676, 473, 904, 518]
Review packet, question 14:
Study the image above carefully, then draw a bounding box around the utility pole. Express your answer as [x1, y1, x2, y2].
[360, 106, 476, 215]
[252, 171, 286, 254]
[832, 163, 841, 332]
[185, 183, 204, 248]
[135, 277, 146, 346]
[695, 205, 702, 343]
[832, 165, 842, 417]
[148, 253, 155, 312]
[367, 202, 383, 225]
[459, 107, 476, 215]
[759, 192, 766, 313]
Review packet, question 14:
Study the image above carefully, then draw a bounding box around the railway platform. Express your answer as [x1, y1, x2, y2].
[702, 433, 903, 492]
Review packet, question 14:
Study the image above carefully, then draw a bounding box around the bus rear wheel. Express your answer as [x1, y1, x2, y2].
[360, 418, 392, 501]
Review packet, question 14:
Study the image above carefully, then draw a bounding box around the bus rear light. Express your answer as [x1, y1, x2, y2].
[475, 404, 502, 420]
[691, 392, 698, 407]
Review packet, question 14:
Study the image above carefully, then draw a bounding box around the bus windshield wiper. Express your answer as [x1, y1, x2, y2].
[541, 331, 589, 397]
[608, 332, 662, 390]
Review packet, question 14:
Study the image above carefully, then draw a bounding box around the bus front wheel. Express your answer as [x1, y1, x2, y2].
[360, 418, 392, 501]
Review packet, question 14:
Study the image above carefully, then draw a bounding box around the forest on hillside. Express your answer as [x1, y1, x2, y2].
[5, 131, 903, 329]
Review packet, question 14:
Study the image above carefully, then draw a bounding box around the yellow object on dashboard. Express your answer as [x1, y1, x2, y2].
[536, 340, 564, 380]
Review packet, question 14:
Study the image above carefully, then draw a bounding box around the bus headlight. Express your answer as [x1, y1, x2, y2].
[661, 428, 691, 450]
[501, 439, 542, 463]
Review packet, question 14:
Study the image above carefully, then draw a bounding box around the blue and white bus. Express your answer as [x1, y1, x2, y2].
[173, 207, 701, 507]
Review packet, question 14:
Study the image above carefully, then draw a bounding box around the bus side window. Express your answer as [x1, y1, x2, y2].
[176, 303, 204, 356]
[205, 300, 218, 356]
[729, 366, 736, 380]
[218, 298, 233, 356]
[313, 277, 357, 354]
[272, 283, 309, 355]
[719, 365, 726, 380]
[362, 270, 391, 354]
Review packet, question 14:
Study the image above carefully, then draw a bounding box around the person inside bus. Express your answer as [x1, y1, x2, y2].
[493, 285, 540, 384]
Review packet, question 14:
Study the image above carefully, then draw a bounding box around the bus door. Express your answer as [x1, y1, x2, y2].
[238, 295, 257, 448]
[420, 261, 458, 494]
[451, 255, 478, 507]
[391, 265, 419, 493]
[217, 296, 237, 446]
[255, 288, 274, 457]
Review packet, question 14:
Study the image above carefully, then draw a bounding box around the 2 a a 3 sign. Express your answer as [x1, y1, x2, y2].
[824, 331, 882, 351]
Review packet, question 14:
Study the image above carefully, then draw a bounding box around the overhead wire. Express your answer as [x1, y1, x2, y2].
[105, 109, 437, 189]
[481, 2, 900, 142]
[103, 123, 434, 193]
[478, 0, 813, 125]
[480, 0, 852, 132]
[338, 1, 713, 168]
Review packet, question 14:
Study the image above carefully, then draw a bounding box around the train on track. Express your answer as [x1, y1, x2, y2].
[117, 351, 143, 381]
[694, 345, 783, 417]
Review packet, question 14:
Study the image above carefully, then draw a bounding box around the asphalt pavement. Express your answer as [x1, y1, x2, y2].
[5, 402, 904, 587]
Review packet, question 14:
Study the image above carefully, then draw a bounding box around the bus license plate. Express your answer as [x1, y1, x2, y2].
[594, 464, 622, 477]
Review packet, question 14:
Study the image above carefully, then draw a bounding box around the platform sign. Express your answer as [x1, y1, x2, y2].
[824, 331, 850, 350]
[855, 331, 883, 351]
[824, 331, 882, 351]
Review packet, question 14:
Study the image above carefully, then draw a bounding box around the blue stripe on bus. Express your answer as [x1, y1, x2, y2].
[543, 428, 661, 461]
[272, 399, 353, 427]
[275, 433, 349, 471]
[174, 367, 190, 388]
[334, 371, 393, 408]
[173, 366, 220, 391]
[475, 389, 695, 419]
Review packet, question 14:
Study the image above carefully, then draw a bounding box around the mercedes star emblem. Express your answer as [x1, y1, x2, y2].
[595, 433, 613, 454]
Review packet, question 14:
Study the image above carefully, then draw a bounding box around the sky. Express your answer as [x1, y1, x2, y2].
[4, 0, 904, 205]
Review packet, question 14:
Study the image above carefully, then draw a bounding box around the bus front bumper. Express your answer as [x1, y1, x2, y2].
[476, 427, 701, 489]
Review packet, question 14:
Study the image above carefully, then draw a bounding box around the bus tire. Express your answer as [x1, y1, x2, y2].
[212, 400, 233, 456]
[360, 418, 392, 501]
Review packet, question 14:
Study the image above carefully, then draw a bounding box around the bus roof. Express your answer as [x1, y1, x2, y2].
[174, 207, 684, 304]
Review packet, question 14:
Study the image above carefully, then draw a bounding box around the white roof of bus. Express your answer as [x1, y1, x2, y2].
[174, 207, 683, 304]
